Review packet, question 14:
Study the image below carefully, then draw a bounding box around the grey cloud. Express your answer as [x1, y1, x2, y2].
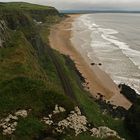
[0, 0, 140, 10]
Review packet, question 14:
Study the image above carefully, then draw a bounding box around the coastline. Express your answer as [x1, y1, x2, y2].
[49, 14, 132, 109]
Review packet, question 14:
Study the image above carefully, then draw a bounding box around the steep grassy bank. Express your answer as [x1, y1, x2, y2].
[0, 2, 74, 140]
[0, 2, 135, 140]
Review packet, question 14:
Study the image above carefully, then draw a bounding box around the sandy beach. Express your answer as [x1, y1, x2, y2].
[49, 14, 132, 109]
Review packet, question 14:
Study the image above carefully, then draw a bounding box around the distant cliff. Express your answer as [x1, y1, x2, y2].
[0, 2, 59, 47]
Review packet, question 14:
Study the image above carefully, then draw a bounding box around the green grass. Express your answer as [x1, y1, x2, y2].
[0, 76, 74, 117]
[15, 117, 44, 140]
[0, 77, 46, 117]
[0, 2, 53, 10]
[0, 31, 48, 83]
[0, 76, 75, 139]
[63, 133, 122, 140]
[0, 7, 73, 139]
[50, 52, 134, 140]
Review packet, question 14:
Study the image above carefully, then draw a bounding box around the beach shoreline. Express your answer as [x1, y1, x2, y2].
[49, 14, 132, 109]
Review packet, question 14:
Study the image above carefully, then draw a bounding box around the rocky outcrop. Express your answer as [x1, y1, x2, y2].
[56, 106, 88, 135]
[119, 84, 140, 103]
[42, 105, 124, 140]
[0, 110, 28, 135]
[90, 126, 124, 140]
[0, 20, 8, 47]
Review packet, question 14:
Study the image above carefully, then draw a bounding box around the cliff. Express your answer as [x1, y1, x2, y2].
[0, 2, 135, 140]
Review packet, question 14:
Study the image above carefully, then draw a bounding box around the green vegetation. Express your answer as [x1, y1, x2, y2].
[0, 2, 54, 10]
[125, 95, 140, 140]
[125, 99, 140, 140]
[0, 2, 136, 140]
[47, 52, 133, 140]
[119, 84, 140, 140]
[15, 117, 44, 140]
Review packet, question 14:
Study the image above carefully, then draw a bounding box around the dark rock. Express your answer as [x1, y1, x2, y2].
[91, 63, 95, 66]
[95, 93, 127, 118]
[119, 84, 140, 103]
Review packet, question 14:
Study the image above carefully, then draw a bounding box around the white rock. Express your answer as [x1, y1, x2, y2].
[70, 111, 75, 114]
[90, 128, 100, 137]
[5, 118, 10, 122]
[48, 114, 52, 118]
[0, 122, 5, 127]
[44, 120, 53, 125]
[3, 128, 12, 135]
[43, 117, 50, 121]
[2, 125, 8, 129]
[0, 109, 29, 135]
[11, 116, 18, 120]
[90, 126, 124, 140]
[15, 110, 28, 118]
[11, 128, 16, 131]
[42, 117, 53, 125]
[75, 107, 81, 115]
[59, 107, 66, 112]
[56, 107, 88, 136]
[7, 127, 12, 131]
[11, 122, 17, 128]
[55, 105, 59, 111]
[42, 105, 124, 139]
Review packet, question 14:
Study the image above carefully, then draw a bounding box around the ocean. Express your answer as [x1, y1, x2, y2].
[71, 13, 140, 94]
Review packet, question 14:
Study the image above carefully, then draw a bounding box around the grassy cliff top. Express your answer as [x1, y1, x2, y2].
[0, 2, 54, 10]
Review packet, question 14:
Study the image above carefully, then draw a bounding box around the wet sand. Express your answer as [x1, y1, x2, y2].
[49, 14, 132, 109]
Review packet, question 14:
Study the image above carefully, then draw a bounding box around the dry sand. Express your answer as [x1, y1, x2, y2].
[49, 14, 132, 109]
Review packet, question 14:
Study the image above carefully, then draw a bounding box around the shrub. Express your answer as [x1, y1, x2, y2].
[15, 117, 44, 140]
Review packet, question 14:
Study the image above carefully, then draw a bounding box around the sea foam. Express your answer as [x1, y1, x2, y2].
[72, 14, 140, 94]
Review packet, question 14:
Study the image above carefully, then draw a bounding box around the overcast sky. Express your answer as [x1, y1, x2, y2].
[0, 0, 140, 10]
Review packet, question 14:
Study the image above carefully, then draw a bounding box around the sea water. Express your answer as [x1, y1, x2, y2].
[71, 13, 140, 94]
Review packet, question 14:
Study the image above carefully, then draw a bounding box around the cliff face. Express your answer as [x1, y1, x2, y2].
[0, 2, 60, 82]
[0, 2, 59, 47]
[0, 4, 69, 139]
[0, 2, 59, 24]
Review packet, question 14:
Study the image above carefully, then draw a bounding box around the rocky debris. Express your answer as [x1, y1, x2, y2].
[42, 105, 124, 139]
[15, 110, 28, 118]
[33, 19, 43, 25]
[42, 117, 53, 125]
[90, 126, 125, 140]
[42, 105, 65, 125]
[42, 106, 87, 135]
[57, 108, 88, 135]
[53, 104, 66, 114]
[0, 109, 28, 135]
